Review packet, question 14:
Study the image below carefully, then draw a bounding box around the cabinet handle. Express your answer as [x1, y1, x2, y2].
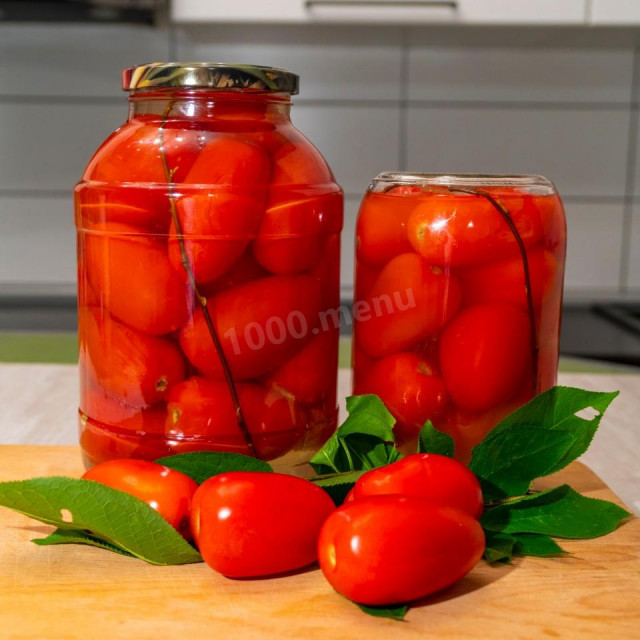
[305, 0, 457, 7]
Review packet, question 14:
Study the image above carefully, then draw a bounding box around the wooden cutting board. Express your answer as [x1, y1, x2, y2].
[0, 446, 638, 640]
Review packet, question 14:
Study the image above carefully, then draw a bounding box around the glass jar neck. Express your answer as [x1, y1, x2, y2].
[127, 89, 292, 125]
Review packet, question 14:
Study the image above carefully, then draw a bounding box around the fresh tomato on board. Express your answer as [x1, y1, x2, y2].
[79, 307, 185, 407]
[83, 222, 189, 335]
[82, 459, 198, 539]
[191, 471, 335, 577]
[179, 274, 323, 380]
[407, 193, 543, 266]
[166, 377, 305, 460]
[439, 303, 532, 413]
[317, 495, 485, 605]
[348, 453, 483, 519]
[357, 352, 447, 446]
[355, 252, 461, 358]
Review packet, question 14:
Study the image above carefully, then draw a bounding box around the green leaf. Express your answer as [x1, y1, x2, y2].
[310, 395, 400, 475]
[470, 427, 576, 499]
[483, 531, 517, 563]
[356, 603, 408, 620]
[310, 470, 366, 506]
[33, 528, 135, 558]
[470, 387, 619, 499]
[482, 485, 631, 539]
[0, 477, 202, 565]
[418, 420, 455, 457]
[156, 451, 272, 484]
[512, 533, 567, 557]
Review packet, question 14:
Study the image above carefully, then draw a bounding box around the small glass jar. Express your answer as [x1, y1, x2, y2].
[352, 173, 566, 462]
[75, 63, 343, 468]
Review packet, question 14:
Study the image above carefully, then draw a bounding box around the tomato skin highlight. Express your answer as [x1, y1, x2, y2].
[357, 352, 447, 446]
[439, 303, 532, 413]
[191, 471, 335, 578]
[350, 454, 483, 519]
[82, 459, 198, 539]
[317, 495, 485, 606]
[407, 193, 543, 267]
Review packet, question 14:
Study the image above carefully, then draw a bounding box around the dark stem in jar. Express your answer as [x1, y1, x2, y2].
[448, 186, 539, 394]
[158, 102, 256, 457]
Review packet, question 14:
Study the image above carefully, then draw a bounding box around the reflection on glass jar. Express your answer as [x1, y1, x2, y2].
[352, 173, 566, 463]
[75, 63, 343, 468]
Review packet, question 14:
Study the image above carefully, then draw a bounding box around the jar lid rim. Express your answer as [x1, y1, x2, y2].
[372, 172, 556, 190]
[122, 62, 299, 94]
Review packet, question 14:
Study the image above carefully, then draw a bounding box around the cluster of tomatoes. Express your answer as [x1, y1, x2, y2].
[353, 185, 566, 461]
[75, 96, 343, 466]
[82, 452, 486, 606]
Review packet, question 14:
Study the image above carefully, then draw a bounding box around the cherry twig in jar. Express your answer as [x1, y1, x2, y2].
[448, 186, 539, 394]
[158, 102, 256, 457]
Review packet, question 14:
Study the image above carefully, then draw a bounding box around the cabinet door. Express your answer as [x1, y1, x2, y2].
[590, 0, 640, 25]
[171, 0, 586, 25]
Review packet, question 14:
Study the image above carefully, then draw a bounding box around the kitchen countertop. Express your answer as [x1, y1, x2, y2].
[0, 363, 638, 515]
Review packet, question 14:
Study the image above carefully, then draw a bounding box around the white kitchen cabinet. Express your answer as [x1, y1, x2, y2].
[171, 0, 586, 25]
[590, 0, 640, 25]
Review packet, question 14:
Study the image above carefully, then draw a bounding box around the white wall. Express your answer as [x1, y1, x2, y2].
[1, 22, 638, 300]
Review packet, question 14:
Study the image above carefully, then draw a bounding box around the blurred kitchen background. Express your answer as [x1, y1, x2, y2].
[1, 0, 640, 367]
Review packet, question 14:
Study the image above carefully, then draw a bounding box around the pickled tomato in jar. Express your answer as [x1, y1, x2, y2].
[352, 173, 566, 462]
[75, 63, 343, 468]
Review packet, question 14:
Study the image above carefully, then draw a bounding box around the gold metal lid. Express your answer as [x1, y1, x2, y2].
[122, 62, 299, 94]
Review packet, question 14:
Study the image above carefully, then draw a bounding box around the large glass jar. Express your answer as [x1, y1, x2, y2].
[352, 173, 566, 462]
[75, 63, 343, 468]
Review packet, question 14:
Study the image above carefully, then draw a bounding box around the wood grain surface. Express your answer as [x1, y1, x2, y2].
[0, 446, 638, 640]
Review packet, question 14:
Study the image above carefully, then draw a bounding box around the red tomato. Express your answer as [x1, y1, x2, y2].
[168, 191, 265, 284]
[82, 459, 198, 539]
[460, 247, 557, 310]
[82, 123, 202, 230]
[317, 495, 485, 605]
[76, 194, 169, 234]
[271, 134, 333, 186]
[349, 453, 483, 519]
[253, 191, 342, 275]
[183, 136, 270, 189]
[439, 303, 532, 413]
[199, 249, 268, 298]
[79, 307, 185, 407]
[83, 222, 189, 335]
[407, 193, 543, 266]
[264, 329, 338, 405]
[355, 192, 415, 266]
[355, 253, 461, 358]
[191, 471, 335, 577]
[179, 274, 323, 380]
[358, 352, 447, 446]
[166, 377, 305, 460]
